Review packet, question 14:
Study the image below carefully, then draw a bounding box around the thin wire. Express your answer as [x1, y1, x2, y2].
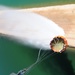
[38, 51, 55, 63]
[10, 48, 57, 75]
[68, 45, 75, 48]
[23, 48, 49, 74]
[24, 49, 56, 75]
[24, 60, 39, 75]
[36, 48, 42, 62]
[36, 50, 47, 62]
[39, 52, 58, 63]
[10, 48, 43, 75]
[22, 48, 43, 75]
[38, 51, 51, 61]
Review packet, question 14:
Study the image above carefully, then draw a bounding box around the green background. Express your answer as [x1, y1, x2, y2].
[0, 0, 75, 8]
[0, 35, 75, 75]
[0, 0, 75, 75]
[0, 34, 75, 75]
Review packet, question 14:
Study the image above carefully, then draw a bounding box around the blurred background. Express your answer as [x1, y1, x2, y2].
[0, 0, 75, 8]
[0, 0, 75, 75]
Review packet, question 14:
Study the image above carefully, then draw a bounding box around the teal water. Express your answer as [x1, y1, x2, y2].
[0, 0, 75, 8]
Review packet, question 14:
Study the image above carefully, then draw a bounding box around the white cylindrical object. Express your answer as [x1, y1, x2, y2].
[0, 9, 65, 50]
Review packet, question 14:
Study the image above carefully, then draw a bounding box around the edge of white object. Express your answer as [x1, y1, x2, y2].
[0, 10, 65, 50]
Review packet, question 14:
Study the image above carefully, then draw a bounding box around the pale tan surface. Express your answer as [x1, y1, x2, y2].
[24, 4, 75, 47]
